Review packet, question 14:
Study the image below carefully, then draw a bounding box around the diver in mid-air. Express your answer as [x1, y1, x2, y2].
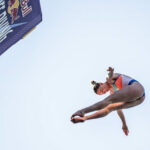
[71, 67, 145, 136]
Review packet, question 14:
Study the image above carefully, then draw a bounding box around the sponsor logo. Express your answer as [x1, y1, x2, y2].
[7, 0, 20, 24]
[20, 0, 32, 18]
[0, 0, 32, 43]
[7, 0, 32, 24]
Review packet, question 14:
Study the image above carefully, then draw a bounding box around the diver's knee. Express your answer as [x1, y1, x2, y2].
[104, 108, 111, 115]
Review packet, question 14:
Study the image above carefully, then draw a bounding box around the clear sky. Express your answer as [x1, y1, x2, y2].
[0, 0, 150, 150]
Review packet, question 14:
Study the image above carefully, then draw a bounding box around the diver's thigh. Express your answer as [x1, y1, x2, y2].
[121, 96, 145, 109]
[105, 84, 143, 103]
[105, 102, 125, 111]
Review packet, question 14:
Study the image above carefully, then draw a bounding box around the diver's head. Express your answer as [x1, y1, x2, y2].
[91, 80, 111, 95]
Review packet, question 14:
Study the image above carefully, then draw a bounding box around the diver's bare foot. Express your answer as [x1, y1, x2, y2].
[122, 124, 129, 136]
[71, 117, 86, 123]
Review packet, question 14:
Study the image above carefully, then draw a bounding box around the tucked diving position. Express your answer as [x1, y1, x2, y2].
[71, 67, 145, 136]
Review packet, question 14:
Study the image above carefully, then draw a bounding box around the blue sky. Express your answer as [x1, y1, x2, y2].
[0, 0, 150, 150]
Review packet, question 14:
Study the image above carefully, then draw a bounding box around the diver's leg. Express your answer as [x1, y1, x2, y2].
[84, 83, 143, 112]
[71, 96, 145, 123]
[71, 102, 125, 123]
[120, 95, 145, 109]
[71, 82, 144, 117]
[85, 95, 145, 120]
[85, 102, 124, 120]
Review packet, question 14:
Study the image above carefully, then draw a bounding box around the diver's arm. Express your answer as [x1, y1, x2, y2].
[106, 67, 121, 84]
[117, 109, 126, 125]
[107, 67, 121, 78]
[112, 73, 121, 79]
[117, 109, 129, 135]
[107, 67, 114, 78]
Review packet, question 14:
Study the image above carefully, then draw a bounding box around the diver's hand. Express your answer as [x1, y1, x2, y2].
[122, 124, 129, 136]
[107, 67, 114, 72]
[71, 110, 85, 119]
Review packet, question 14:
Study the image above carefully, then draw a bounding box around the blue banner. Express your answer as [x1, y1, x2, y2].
[0, 0, 42, 55]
